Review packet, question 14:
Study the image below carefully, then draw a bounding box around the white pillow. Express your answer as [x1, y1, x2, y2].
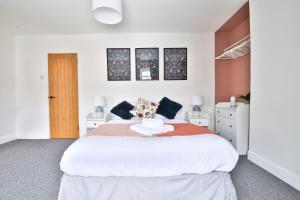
[154, 113, 187, 124]
[155, 110, 184, 120]
[154, 114, 167, 120]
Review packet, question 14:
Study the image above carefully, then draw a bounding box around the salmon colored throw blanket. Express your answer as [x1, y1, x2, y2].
[90, 123, 214, 137]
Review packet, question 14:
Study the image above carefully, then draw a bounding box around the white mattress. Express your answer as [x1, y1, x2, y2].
[60, 134, 239, 177]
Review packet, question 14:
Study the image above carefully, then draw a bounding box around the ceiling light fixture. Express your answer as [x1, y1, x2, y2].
[92, 0, 123, 25]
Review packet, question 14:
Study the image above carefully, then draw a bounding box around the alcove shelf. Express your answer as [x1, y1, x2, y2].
[216, 35, 250, 60]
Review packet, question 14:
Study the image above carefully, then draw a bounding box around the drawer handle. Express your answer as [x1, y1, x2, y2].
[229, 139, 232, 142]
[217, 111, 220, 113]
[94, 123, 97, 125]
[229, 125, 232, 128]
[217, 120, 220, 123]
[230, 114, 232, 116]
[198, 122, 202, 124]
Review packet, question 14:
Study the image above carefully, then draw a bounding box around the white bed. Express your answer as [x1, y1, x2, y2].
[59, 120, 238, 200]
[59, 97, 238, 200]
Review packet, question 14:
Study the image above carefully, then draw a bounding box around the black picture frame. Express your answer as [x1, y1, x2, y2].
[135, 48, 159, 81]
[107, 48, 131, 81]
[164, 48, 187, 80]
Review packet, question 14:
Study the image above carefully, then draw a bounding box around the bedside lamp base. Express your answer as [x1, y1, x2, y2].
[94, 106, 104, 118]
[192, 105, 201, 118]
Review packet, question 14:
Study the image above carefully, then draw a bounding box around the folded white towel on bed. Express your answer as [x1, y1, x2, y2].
[130, 124, 174, 136]
[142, 118, 164, 128]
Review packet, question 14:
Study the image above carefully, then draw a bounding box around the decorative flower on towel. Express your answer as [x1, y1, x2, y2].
[130, 98, 159, 118]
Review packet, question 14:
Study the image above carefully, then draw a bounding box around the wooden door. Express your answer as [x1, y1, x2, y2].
[48, 53, 79, 138]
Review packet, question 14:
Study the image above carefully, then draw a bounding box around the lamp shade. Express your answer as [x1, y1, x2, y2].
[92, 0, 123, 24]
[94, 96, 107, 107]
[191, 96, 203, 106]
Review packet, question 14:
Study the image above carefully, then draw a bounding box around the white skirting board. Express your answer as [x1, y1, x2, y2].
[16, 131, 81, 139]
[16, 131, 50, 139]
[0, 134, 16, 145]
[248, 151, 300, 191]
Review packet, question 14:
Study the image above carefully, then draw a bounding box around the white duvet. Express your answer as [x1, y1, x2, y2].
[60, 134, 238, 177]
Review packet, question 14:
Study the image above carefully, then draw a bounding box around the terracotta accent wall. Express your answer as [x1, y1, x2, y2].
[215, 2, 250, 103]
[215, 32, 231, 102]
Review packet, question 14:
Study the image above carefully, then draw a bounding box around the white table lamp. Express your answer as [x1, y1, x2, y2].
[94, 96, 106, 118]
[191, 96, 203, 117]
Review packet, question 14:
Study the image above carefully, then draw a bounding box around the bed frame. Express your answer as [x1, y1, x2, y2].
[58, 172, 237, 200]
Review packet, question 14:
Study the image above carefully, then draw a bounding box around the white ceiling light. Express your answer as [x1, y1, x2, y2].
[92, 0, 123, 25]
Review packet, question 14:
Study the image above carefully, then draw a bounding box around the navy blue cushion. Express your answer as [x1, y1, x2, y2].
[111, 101, 134, 120]
[156, 97, 183, 119]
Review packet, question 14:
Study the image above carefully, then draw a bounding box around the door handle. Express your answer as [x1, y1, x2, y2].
[48, 96, 56, 99]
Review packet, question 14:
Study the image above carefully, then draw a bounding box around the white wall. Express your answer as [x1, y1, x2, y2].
[0, 28, 16, 144]
[15, 33, 215, 139]
[249, 0, 300, 190]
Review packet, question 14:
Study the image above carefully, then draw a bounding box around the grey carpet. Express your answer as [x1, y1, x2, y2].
[0, 139, 74, 200]
[0, 140, 299, 200]
[231, 156, 300, 200]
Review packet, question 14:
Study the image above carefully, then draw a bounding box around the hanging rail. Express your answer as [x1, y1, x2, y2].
[216, 34, 250, 60]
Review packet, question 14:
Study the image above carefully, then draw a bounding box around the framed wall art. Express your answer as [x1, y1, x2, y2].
[164, 48, 187, 80]
[107, 48, 131, 81]
[135, 48, 159, 81]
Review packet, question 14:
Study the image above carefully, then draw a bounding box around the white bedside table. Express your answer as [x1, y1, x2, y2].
[187, 113, 209, 127]
[86, 113, 106, 134]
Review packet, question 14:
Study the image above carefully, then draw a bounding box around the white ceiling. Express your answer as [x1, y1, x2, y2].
[0, 0, 247, 35]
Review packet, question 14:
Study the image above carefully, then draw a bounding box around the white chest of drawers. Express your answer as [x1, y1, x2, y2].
[215, 102, 249, 155]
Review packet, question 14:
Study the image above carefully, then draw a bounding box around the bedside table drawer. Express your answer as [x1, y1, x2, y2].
[86, 120, 105, 128]
[189, 118, 209, 126]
